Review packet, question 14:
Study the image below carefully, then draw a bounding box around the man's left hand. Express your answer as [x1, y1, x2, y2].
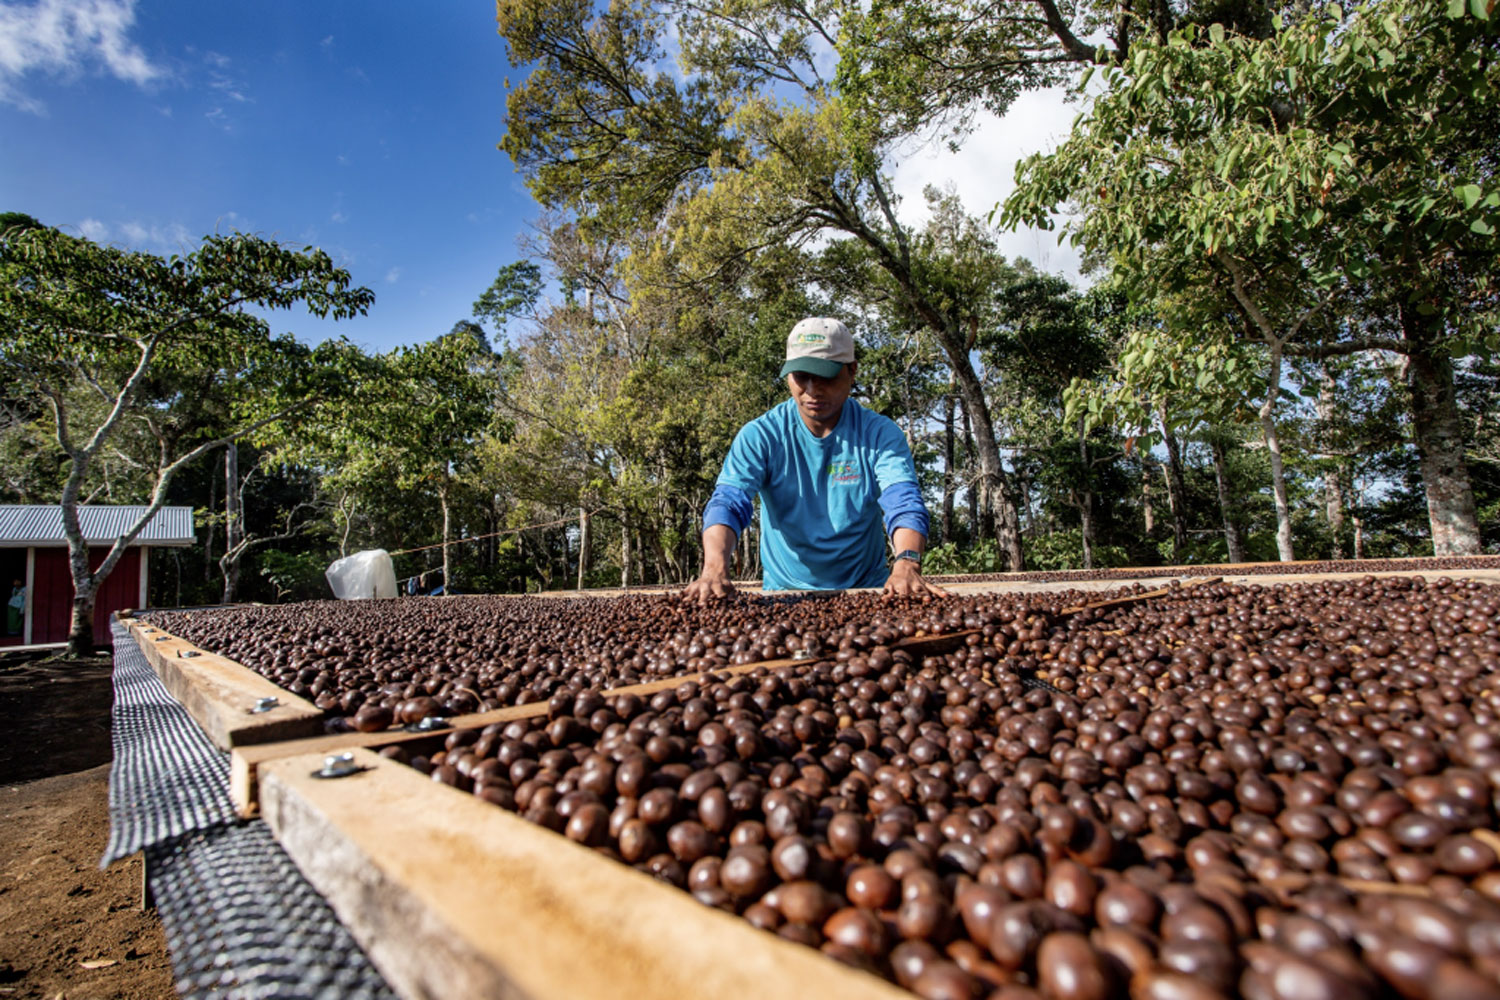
[883, 559, 949, 598]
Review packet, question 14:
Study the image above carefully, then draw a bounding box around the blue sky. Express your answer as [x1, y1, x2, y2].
[1, 0, 1080, 355]
[2, 0, 535, 353]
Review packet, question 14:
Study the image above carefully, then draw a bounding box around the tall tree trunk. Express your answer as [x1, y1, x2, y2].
[221, 442, 242, 604]
[1353, 516, 1365, 560]
[962, 402, 981, 540]
[737, 521, 754, 579]
[1208, 435, 1247, 563]
[1077, 417, 1095, 570]
[576, 507, 591, 591]
[1325, 468, 1347, 559]
[944, 341, 1022, 569]
[204, 468, 217, 584]
[1402, 302, 1482, 555]
[1261, 341, 1296, 562]
[1315, 362, 1346, 559]
[1157, 404, 1189, 562]
[942, 383, 956, 544]
[439, 473, 452, 593]
[1142, 467, 1154, 535]
[620, 520, 633, 588]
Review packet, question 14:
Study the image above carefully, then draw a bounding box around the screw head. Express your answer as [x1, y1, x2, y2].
[314, 752, 362, 779]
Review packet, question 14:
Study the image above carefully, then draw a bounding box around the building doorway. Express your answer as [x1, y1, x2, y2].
[2, 548, 28, 644]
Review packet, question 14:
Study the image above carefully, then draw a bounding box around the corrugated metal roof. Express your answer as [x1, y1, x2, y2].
[0, 505, 196, 547]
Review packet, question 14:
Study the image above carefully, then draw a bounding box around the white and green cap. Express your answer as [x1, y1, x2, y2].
[780, 317, 854, 379]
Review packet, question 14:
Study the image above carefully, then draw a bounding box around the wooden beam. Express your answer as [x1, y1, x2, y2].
[259, 748, 910, 1000]
[124, 619, 324, 750]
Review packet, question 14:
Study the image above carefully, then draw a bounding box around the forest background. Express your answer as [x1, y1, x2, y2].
[3, 0, 1497, 652]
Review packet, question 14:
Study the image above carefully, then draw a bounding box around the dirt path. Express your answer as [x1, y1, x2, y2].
[0, 652, 173, 999]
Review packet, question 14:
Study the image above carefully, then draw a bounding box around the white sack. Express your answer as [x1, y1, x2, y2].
[326, 549, 398, 600]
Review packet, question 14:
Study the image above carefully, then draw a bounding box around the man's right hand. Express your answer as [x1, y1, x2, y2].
[686, 524, 741, 603]
[684, 568, 737, 603]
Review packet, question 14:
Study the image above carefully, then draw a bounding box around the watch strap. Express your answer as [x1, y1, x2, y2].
[894, 549, 923, 566]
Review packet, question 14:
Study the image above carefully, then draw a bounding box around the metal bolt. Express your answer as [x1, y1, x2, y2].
[250, 696, 280, 714]
[404, 716, 449, 733]
[154, 635, 170, 641]
[313, 752, 362, 779]
[177, 649, 200, 658]
[792, 649, 813, 660]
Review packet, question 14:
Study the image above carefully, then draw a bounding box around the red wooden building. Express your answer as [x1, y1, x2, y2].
[0, 505, 195, 647]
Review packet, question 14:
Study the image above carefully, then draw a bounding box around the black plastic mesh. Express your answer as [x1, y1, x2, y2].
[105, 619, 239, 865]
[146, 824, 398, 1000]
[106, 618, 396, 999]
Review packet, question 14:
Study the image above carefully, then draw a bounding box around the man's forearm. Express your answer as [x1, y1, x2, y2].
[891, 527, 927, 557]
[702, 523, 738, 575]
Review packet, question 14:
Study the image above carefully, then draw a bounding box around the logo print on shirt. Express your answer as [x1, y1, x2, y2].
[828, 460, 861, 484]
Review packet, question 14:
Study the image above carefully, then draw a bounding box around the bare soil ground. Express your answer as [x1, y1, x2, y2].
[0, 652, 174, 999]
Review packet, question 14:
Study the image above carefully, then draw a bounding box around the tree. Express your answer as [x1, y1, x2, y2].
[834, 0, 1277, 149]
[473, 260, 543, 343]
[496, 0, 1032, 568]
[0, 223, 372, 652]
[982, 273, 1116, 566]
[1004, 0, 1500, 555]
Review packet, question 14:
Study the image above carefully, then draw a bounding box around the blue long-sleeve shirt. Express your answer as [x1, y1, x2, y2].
[703, 398, 930, 590]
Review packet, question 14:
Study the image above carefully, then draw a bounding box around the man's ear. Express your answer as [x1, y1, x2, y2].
[846, 362, 857, 379]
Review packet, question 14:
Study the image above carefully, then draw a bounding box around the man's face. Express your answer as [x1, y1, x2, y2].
[786, 363, 855, 427]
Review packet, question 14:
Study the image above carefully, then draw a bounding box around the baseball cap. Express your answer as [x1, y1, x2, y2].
[780, 317, 855, 379]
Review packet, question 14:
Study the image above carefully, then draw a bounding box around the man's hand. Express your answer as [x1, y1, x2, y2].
[685, 523, 740, 603]
[883, 558, 949, 598]
[684, 568, 737, 603]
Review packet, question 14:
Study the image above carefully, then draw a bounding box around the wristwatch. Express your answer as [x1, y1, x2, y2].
[894, 549, 923, 568]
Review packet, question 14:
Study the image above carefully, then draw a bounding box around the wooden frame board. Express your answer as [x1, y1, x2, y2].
[260, 747, 910, 1000]
[121, 616, 324, 750]
[134, 567, 1500, 1000]
[156, 568, 1500, 810]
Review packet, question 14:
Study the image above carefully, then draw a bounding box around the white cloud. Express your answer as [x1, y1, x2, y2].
[208, 71, 248, 102]
[202, 49, 229, 69]
[76, 216, 107, 241]
[384, 267, 401, 284]
[320, 35, 334, 49]
[888, 86, 1087, 283]
[331, 210, 346, 223]
[117, 219, 192, 251]
[0, 0, 163, 112]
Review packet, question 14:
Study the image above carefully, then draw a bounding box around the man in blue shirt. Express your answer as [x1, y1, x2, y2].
[685, 317, 948, 600]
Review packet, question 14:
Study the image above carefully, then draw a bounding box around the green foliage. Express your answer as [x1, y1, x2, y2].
[474, 260, 542, 333]
[0, 222, 372, 641]
[1003, 0, 1499, 351]
[258, 549, 330, 603]
[922, 539, 1006, 575]
[1026, 531, 1131, 572]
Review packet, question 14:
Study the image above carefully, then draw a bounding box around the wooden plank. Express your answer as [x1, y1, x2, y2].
[259, 748, 910, 1000]
[124, 618, 324, 750]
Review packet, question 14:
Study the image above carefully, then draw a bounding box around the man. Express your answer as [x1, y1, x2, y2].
[6, 578, 23, 635]
[685, 317, 948, 600]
